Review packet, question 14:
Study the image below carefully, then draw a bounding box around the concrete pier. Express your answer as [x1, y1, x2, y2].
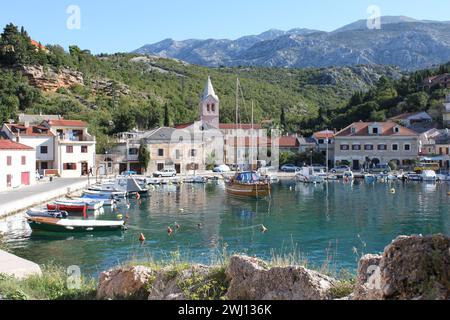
[0, 250, 42, 279]
[0, 178, 89, 218]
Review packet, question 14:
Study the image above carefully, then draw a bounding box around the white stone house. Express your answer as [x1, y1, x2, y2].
[1, 123, 55, 174]
[42, 119, 96, 178]
[0, 139, 36, 192]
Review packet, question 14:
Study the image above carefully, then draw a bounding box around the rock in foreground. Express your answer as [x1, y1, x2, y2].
[97, 266, 154, 300]
[354, 235, 450, 300]
[226, 255, 337, 300]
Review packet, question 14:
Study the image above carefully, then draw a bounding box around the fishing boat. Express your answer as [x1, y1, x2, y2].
[26, 216, 126, 232]
[225, 171, 271, 198]
[364, 174, 376, 183]
[296, 167, 325, 184]
[80, 193, 117, 207]
[83, 189, 127, 198]
[47, 199, 103, 212]
[27, 208, 69, 219]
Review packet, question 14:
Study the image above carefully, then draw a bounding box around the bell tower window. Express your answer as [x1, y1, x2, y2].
[211, 103, 215, 112]
[207, 104, 211, 112]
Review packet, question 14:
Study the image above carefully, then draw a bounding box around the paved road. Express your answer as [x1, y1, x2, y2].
[0, 178, 89, 217]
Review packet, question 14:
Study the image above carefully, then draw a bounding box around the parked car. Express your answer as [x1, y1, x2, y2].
[366, 164, 392, 174]
[280, 164, 301, 172]
[153, 168, 177, 178]
[330, 165, 350, 174]
[213, 165, 231, 173]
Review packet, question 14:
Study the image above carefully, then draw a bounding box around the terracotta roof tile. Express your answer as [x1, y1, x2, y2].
[46, 120, 87, 127]
[335, 121, 418, 137]
[0, 139, 34, 150]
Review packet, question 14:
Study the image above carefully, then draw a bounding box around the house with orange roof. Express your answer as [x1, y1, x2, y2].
[334, 121, 419, 170]
[1, 123, 55, 173]
[0, 139, 36, 192]
[41, 119, 96, 177]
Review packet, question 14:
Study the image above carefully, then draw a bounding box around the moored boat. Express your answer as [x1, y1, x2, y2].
[225, 171, 271, 198]
[296, 167, 325, 184]
[27, 208, 69, 219]
[26, 216, 126, 232]
[47, 199, 103, 212]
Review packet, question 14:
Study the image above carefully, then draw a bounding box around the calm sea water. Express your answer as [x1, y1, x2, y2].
[1, 180, 449, 276]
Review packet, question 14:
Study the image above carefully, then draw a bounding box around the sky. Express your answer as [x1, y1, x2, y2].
[1, 0, 449, 54]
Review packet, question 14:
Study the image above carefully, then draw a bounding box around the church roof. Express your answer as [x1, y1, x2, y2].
[202, 76, 219, 101]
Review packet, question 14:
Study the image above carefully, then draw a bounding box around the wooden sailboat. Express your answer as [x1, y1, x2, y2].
[225, 79, 271, 198]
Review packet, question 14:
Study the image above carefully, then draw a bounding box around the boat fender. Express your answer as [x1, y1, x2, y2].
[390, 188, 396, 194]
[139, 233, 146, 242]
[117, 214, 123, 219]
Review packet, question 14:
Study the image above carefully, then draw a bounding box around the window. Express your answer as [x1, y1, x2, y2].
[318, 139, 324, 144]
[190, 149, 197, 157]
[372, 127, 379, 134]
[350, 127, 356, 134]
[175, 150, 181, 160]
[378, 144, 387, 151]
[81, 146, 88, 153]
[352, 144, 361, 151]
[6, 174, 12, 187]
[207, 104, 211, 112]
[340, 145, 349, 151]
[21, 156, 26, 165]
[392, 144, 399, 151]
[63, 163, 77, 170]
[364, 144, 374, 151]
[211, 104, 215, 112]
[405, 144, 411, 151]
[158, 149, 164, 157]
[393, 126, 400, 133]
[7, 156, 12, 166]
[41, 162, 48, 170]
[40, 146, 48, 154]
[66, 146, 73, 153]
[128, 148, 138, 155]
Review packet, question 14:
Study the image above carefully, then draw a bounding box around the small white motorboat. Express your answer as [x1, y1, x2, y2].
[421, 170, 437, 182]
[296, 167, 325, 184]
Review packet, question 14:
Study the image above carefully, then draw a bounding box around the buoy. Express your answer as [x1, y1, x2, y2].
[139, 233, 146, 242]
[167, 226, 174, 236]
[447, 192, 450, 196]
[261, 225, 268, 233]
[136, 192, 141, 200]
[197, 223, 203, 229]
[175, 222, 181, 230]
[126, 203, 131, 209]
[117, 214, 123, 219]
[390, 188, 396, 194]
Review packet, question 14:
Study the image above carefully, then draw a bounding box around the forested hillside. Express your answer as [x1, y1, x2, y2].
[0, 23, 449, 152]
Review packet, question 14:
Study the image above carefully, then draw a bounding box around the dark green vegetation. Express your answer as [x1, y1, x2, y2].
[0, 264, 96, 300]
[322, 65, 450, 132]
[0, 23, 449, 153]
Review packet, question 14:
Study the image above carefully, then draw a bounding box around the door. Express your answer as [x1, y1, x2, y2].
[21, 172, 30, 186]
[81, 162, 88, 176]
[175, 164, 181, 174]
[6, 175, 12, 188]
[352, 160, 360, 171]
[157, 163, 164, 171]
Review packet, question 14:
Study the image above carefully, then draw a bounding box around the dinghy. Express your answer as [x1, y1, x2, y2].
[47, 199, 103, 212]
[27, 208, 69, 219]
[26, 216, 126, 232]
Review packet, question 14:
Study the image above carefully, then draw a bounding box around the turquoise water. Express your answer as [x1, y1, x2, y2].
[1, 180, 449, 276]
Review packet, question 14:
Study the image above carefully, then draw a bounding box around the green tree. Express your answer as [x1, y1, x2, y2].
[405, 92, 429, 112]
[138, 141, 151, 173]
[164, 102, 171, 127]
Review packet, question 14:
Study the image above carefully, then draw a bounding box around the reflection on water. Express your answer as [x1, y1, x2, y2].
[1, 180, 449, 276]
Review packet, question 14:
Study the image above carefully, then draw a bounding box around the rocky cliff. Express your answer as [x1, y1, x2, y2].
[18, 65, 84, 92]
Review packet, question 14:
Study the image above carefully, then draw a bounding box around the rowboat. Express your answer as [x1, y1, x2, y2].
[47, 199, 103, 212]
[26, 216, 126, 233]
[27, 208, 69, 219]
[225, 171, 271, 198]
[83, 189, 127, 198]
[80, 193, 116, 207]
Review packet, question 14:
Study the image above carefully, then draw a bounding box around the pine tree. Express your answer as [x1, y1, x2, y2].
[164, 102, 171, 127]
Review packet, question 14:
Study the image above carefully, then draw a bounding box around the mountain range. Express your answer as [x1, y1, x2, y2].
[134, 16, 450, 71]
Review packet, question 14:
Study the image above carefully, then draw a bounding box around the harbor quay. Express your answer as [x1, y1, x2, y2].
[0, 178, 89, 218]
